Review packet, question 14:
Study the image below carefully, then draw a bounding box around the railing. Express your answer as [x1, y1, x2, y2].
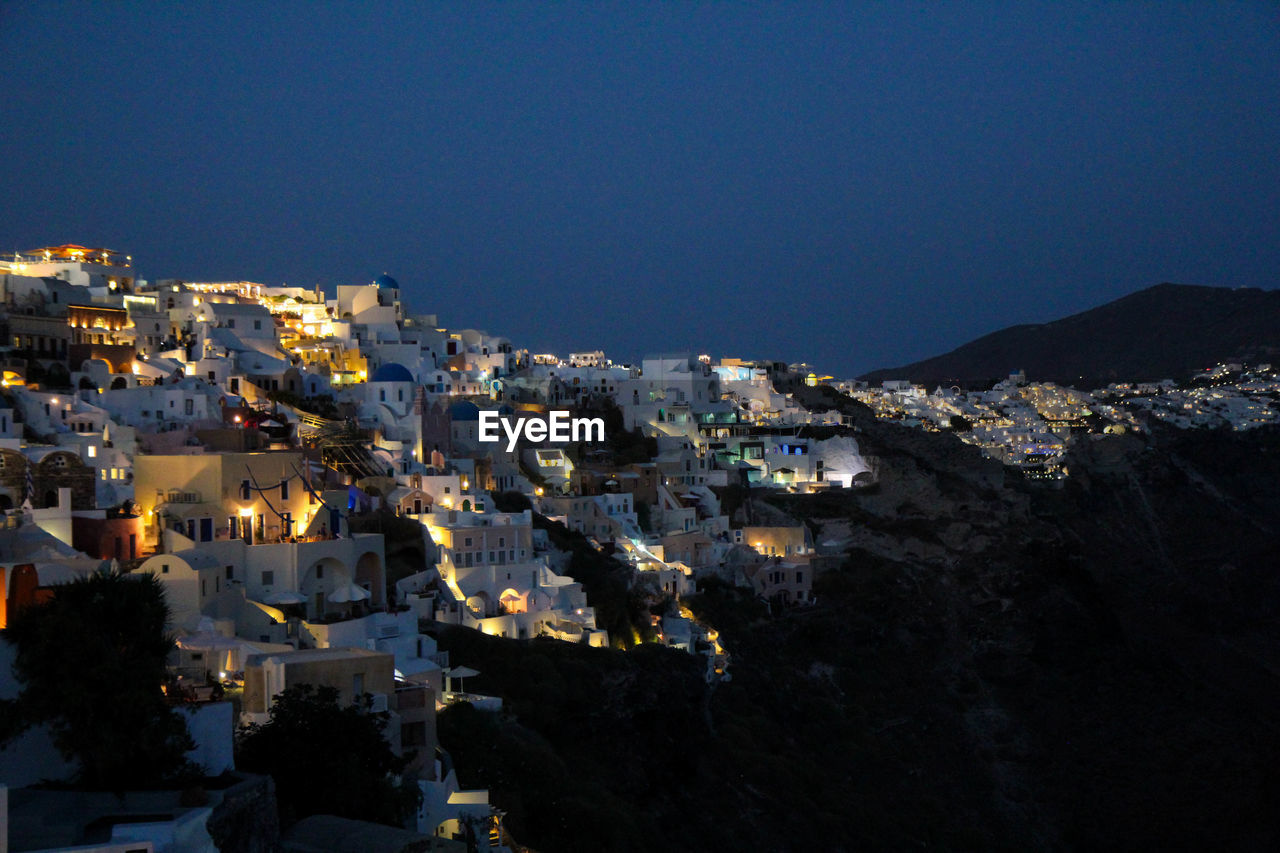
[395, 685, 429, 710]
[297, 411, 334, 430]
[441, 691, 502, 711]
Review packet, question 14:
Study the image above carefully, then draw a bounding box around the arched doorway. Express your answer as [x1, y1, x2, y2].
[301, 557, 348, 620]
[355, 551, 383, 607]
[465, 590, 492, 617]
[498, 588, 525, 614]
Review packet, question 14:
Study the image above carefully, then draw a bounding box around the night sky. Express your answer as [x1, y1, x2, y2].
[3, 2, 1277, 377]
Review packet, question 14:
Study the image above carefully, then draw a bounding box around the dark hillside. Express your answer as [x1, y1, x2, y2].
[438, 395, 1280, 850]
[862, 283, 1280, 386]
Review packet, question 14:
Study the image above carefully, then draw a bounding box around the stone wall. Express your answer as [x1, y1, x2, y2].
[206, 772, 281, 853]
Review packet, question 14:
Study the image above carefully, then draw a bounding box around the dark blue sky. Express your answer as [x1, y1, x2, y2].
[3, 2, 1277, 376]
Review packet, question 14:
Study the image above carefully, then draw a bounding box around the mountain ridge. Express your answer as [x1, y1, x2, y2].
[861, 283, 1280, 387]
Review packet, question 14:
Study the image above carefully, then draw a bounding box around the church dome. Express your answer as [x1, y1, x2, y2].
[370, 362, 413, 383]
[372, 273, 399, 289]
[448, 400, 481, 422]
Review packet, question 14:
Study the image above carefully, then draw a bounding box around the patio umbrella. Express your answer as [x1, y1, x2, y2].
[445, 665, 479, 693]
[327, 582, 371, 604]
[176, 626, 241, 652]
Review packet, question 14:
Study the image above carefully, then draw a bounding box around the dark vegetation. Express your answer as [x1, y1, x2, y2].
[861, 282, 1280, 386]
[236, 684, 420, 827]
[441, 402, 1280, 850]
[1, 571, 198, 790]
[22, 361, 73, 390]
[435, 627, 709, 852]
[584, 399, 658, 465]
[488, 490, 532, 514]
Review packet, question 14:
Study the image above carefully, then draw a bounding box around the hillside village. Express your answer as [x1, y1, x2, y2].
[0, 245, 1272, 852]
[837, 362, 1280, 480]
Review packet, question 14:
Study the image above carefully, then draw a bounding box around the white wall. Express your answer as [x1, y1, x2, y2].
[181, 701, 235, 776]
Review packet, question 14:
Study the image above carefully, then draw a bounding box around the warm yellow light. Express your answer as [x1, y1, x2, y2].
[239, 507, 253, 518]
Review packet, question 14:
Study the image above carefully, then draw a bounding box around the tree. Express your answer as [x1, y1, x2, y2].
[236, 684, 420, 827]
[489, 490, 532, 514]
[2, 571, 197, 789]
[44, 362, 72, 390]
